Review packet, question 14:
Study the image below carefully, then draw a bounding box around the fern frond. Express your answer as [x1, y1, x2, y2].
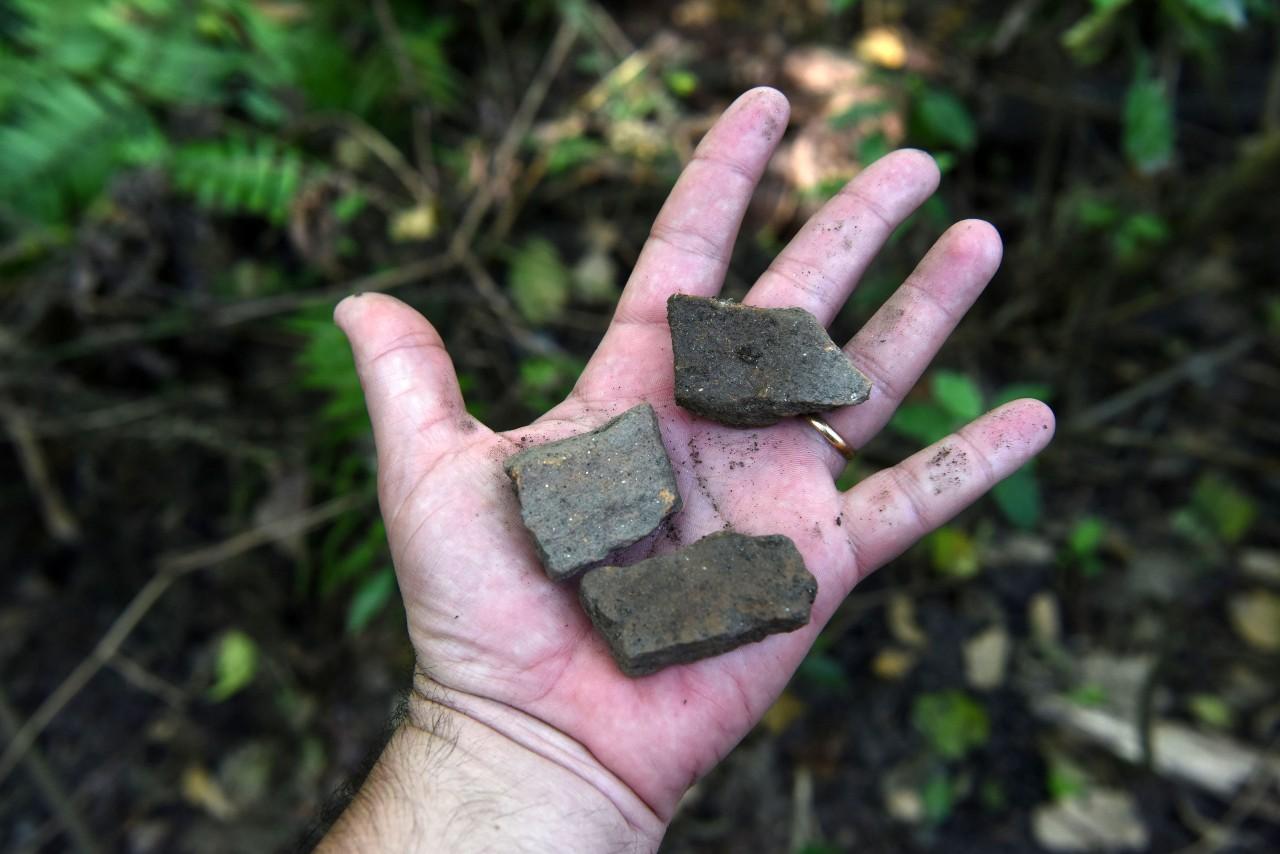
[170, 136, 311, 224]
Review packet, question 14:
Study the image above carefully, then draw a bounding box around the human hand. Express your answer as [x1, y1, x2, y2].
[323, 88, 1053, 852]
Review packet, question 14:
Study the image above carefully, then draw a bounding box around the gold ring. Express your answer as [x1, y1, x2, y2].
[804, 415, 855, 461]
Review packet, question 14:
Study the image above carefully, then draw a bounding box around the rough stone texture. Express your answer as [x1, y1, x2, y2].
[504, 403, 681, 581]
[668, 294, 872, 427]
[579, 531, 818, 677]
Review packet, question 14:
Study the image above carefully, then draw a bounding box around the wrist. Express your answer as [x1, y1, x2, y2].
[318, 671, 665, 853]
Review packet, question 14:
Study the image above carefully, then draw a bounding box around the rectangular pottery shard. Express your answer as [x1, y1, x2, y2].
[579, 531, 818, 677]
[667, 294, 872, 427]
[503, 403, 681, 581]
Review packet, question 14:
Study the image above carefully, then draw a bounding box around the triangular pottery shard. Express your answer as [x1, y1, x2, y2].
[503, 403, 682, 581]
[579, 531, 818, 677]
[667, 294, 872, 427]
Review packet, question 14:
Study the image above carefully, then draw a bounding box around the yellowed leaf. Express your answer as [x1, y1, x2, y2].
[855, 27, 908, 70]
[181, 765, 236, 820]
[761, 691, 807, 735]
[873, 647, 918, 681]
[888, 594, 928, 648]
[389, 203, 438, 242]
[1229, 590, 1280, 652]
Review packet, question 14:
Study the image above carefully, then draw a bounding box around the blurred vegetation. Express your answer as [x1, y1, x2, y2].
[2, 0, 1278, 851]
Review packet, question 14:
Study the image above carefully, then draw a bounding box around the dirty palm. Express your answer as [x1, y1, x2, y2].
[335, 88, 1053, 819]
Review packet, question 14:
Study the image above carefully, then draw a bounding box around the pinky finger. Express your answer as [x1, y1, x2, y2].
[841, 399, 1055, 584]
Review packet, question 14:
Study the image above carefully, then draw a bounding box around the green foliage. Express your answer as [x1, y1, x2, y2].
[991, 463, 1042, 530]
[798, 650, 850, 692]
[172, 137, 309, 224]
[829, 101, 893, 130]
[1185, 474, 1257, 544]
[1179, 0, 1247, 29]
[1073, 195, 1170, 264]
[518, 354, 585, 414]
[913, 691, 990, 760]
[910, 87, 977, 153]
[1064, 516, 1107, 577]
[290, 311, 370, 443]
[1068, 683, 1108, 707]
[0, 0, 298, 225]
[509, 238, 572, 326]
[1060, 0, 1257, 169]
[289, 306, 396, 631]
[347, 567, 399, 634]
[209, 629, 259, 701]
[921, 769, 955, 823]
[932, 371, 983, 421]
[1123, 69, 1175, 175]
[857, 130, 892, 166]
[547, 136, 608, 175]
[1188, 693, 1234, 729]
[927, 526, 980, 578]
[1046, 754, 1089, 801]
[664, 69, 699, 98]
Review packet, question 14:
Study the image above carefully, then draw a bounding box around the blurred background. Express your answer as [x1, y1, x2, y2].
[2, 0, 1278, 851]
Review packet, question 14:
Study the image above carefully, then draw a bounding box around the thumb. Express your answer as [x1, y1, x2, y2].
[335, 293, 475, 503]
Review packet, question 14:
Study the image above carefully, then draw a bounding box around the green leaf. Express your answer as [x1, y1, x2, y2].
[799, 651, 849, 690]
[346, 566, 397, 634]
[931, 371, 983, 421]
[890, 402, 956, 445]
[922, 770, 954, 823]
[546, 136, 605, 175]
[332, 191, 368, 223]
[928, 526, 980, 578]
[1047, 755, 1088, 801]
[208, 630, 258, 701]
[856, 130, 891, 165]
[1179, 0, 1246, 28]
[663, 69, 698, 97]
[1123, 71, 1175, 175]
[1075, 196, 1121, 229]
[1061, 0, 1132, 64]
[1188, 693, 1234, 728]
[992, 464, 1042, 529]
[1068, 683, 1108, 707]
[1068, 517, 1106, 556]
[828, 100, 892, 129]
[517, 354, 585, 414]
[1191, 474, 1256, 543]
[911, 88, 976, 152]
[992, 383, 1052, 407]
[913, 691, 990, 760]
[508, 238, 570, 325]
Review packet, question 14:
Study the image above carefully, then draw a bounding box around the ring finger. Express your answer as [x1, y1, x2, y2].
[809, 219, 1004, 475]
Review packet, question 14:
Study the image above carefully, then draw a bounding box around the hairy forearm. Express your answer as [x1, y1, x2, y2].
[317, 674, 665, 853]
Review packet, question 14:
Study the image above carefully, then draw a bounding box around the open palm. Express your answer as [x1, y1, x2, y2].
[335, 88, 1053, 825]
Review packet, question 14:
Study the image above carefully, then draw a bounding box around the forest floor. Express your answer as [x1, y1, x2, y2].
[2, 2, 1279, 852]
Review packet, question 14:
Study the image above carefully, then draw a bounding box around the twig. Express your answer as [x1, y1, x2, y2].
[451, 17, 580, 255]
[0, 493, 368, 787]
[1067, 336, 1257, 431]
[371, 0, 440, 192]
[43, 252, 455, 363]
[0, 683, 99, 854]
[299, 112, 431, 205]
[1, 399, 80, 544]
[586, 2, 635, 60]
[108, 654, 186, 709]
